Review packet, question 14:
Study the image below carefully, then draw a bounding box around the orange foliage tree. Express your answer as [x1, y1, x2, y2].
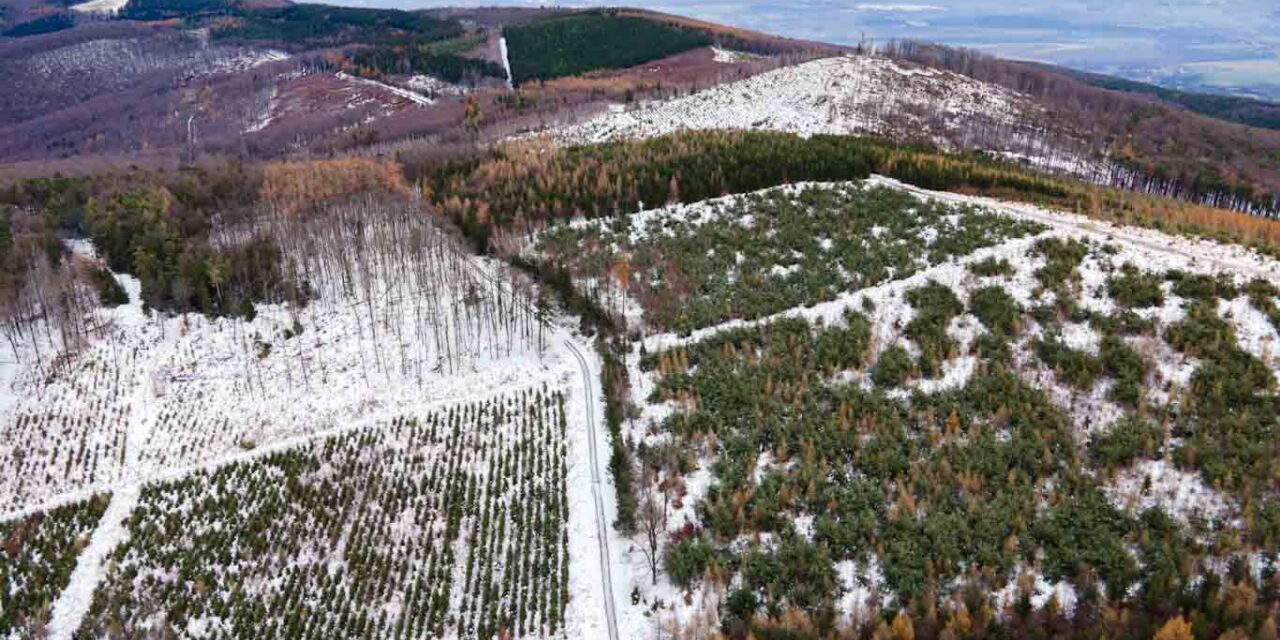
[260, 158, 408, 215]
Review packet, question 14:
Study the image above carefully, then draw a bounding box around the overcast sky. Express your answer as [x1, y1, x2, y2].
[328, 0, 1280, 96]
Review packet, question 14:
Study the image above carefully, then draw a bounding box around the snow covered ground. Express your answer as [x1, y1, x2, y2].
[605, 176, 1280, 635]
[0, 234, 621, 638]
[405, 74, 466, 97]
[499, 36, 513, 90]
[549, 55, 1049, 154]
[5, 177, 1278, 638]
[20, 35, 287, 83]
[69, 0, 127, 14]
[337, 71, 435, 106]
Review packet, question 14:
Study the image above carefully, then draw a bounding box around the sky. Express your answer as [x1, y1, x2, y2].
[331, 0, 1280, 98]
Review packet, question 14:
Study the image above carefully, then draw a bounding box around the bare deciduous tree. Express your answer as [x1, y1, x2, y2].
[637, 468, 665, 586]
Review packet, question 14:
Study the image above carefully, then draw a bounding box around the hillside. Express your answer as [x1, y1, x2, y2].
[549, 55, 1097, 180]
[1033, 62, 1280, 133]
[3, 5, 1280, 640]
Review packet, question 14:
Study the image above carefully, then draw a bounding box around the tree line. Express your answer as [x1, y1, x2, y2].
[431, 130, 1280, 261]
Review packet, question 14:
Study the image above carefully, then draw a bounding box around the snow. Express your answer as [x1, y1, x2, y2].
[404, 74, 465, 97]
[3, 231, 623, 640]
[1225, 296, 1280, 367]
[22, 37, 288, 82]
[625, 178, 1280, 429]
[837, 559, 887, 614]
[548, 55, 1052, 156]
[1106, 458, 1231, 524]
[499, 37, 514, 90]
[1, 238, 549, 520]
[563, 340, 625, 640]
[872, 175, 1280, 283]
[1059, 321, 1102, 355]
[244, 85, 278, 133]
[337, 72, 434, 106]
[993, 570, 1078, 615]
[770, 263, 802, 278]
[710, 47, 764, 64]
[45, 484, 139, 640]
[69, 0, 127, 13]
[6, 141, 1280, 639]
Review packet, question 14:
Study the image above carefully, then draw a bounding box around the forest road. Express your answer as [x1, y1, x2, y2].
[564, 339, 620, 640]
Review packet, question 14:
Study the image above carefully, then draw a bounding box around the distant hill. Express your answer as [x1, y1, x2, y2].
[1036, 63, 1280, 132]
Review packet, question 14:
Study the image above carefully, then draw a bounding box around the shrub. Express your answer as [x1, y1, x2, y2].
[743, 538, 839, 613]
[665, 535, 714, 589]
[1167, 270, 1237, 301]
[905, 281, 964, 377]
[724, 587, 760, 624]
[813, 310, 872, 373]
[1036, 337, 1102, 390]
[91, 266, 128, 307]
[1032, 237, 1089, 292]
[1108, 264, 1165, 308]
[873, 345, 915, 388]
[969, 285, 1020, 336]
[1244, 278, 1280, 332]
[1188, 347, 1275, 414]
[1031, 479, 1136, 600]
[1089, 418, 1162, 466]
[975, 333, 1012, 367]
[968, 256, 1014, 277]
[1254, 499, 1280, 548]
[1093, 310, 1156, 336]
[1100, 335, 1146, 406]
[1163, 301, 1234, 358]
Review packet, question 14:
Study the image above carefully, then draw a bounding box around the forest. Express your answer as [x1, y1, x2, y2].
[627, 220, 1280, 640]
[1041, 64, 1280, 132]
[433, 131, 1280, 264]
[882, 40, 1280, 216]
[115, 0, 466, 48]
[212, 4, 462, 47]
[537, 183, 1044, 333]
[1, 13, 73, 38]
[1, 162, 302, 320]
[1, 495, 110, 637]
[502, 11, 712, 84]
[7, 13, 1280, 633]
[350, 45, 506, 84]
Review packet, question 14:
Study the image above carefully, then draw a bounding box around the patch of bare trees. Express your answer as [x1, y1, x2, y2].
[0, 212, 104, 379]
[264, 191, 547, 389]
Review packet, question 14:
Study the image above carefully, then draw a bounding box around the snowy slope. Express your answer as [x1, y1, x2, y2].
[0, 241, 622, 640]
[552, 55, 1044, 152]
[605, 177, 1280, 635]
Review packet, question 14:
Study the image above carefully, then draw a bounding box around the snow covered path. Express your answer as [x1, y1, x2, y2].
[499, 36, 514, 90]
[41, 267, 156, 639]
[565, 340, 620, 640]
[872, 175, 1280, 282]
[45, 485, 138, 640]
